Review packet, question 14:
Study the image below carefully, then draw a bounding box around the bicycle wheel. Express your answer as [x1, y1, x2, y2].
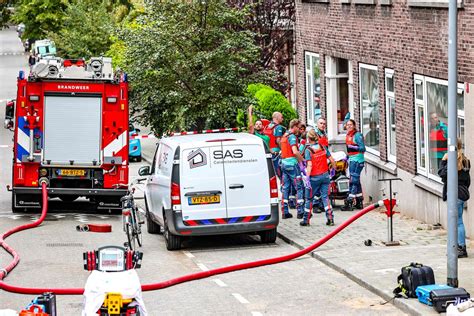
[132, 207, 143, 247]
[126, 222, 136, 250]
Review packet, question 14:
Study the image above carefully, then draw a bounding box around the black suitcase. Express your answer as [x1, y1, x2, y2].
[430, 287, 470, 313]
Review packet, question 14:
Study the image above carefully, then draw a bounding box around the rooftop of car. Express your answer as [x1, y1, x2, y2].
[162, 132, 264, 147]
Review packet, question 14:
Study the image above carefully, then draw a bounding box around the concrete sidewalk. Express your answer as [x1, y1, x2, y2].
[140, 141, 473, 315]
[277, 205, 474, 315]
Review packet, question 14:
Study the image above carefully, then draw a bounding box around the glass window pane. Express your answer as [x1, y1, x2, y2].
[312, 56, 321, 123]
[360, 66, 379, 152]
[426, 81, 448, 176]
[458, 117, 465, 150]
[389, 97, 396, 157]
[457, 90, 464, 111]
[305, 54, 310, 71]
[417, 106, 426, 169]
[337, 77, 349, 134]
[386, 76, 394, 93]
[415, 81, 423, 100]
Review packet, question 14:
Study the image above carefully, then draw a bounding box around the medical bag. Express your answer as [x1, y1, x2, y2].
[431, 288, 471, 313]
[393, 262, 435, 298]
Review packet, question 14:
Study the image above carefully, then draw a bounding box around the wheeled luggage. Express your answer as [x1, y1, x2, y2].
[431, 288, 471, 313]
[416, 284, 452, 306]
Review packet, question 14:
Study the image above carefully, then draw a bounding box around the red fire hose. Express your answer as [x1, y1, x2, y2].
[0, 182, 385, 295]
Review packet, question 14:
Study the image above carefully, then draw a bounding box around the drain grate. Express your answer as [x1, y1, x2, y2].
[46, 242, 84, 247]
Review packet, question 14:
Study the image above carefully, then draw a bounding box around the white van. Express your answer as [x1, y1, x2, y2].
[138, 133, 279, 250]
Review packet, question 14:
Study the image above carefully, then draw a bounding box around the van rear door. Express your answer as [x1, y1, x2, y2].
[180, 145, 227, 221]
[221, 142, 270, 218]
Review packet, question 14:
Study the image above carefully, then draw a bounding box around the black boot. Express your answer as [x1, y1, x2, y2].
[299, 212, 310, 226]
[340, 199, 353, 211]
[355, 197, 364, 210]
[458, 245, 468, 258]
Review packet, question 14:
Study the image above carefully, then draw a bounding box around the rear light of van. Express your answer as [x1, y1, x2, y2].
[269, 176, 278, 198]
[171, 182, 181, 206]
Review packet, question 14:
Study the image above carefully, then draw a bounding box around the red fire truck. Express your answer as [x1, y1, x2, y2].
[5, 57, 129, 212]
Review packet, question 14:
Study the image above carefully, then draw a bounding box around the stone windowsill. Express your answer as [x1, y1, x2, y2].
[364, 152, 398, 175]
[412, 175, 443, 198]
[340, 0, 351, 3]
[353, 0, 376, 4]
[380, 0, 392, 5]
[329, 133, 347, 145]
[407, 0, 463, 8]
[302, 0, 329, 3]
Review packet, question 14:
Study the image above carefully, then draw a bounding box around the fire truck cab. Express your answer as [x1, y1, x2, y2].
[7, 57, 129, 212]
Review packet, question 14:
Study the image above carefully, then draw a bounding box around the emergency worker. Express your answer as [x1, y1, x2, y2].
[316, 117, 329, 147]
[301, 129, 336, 226]
[289, 123, 308, 208]
[264, 112, 285, 179]
[248, 105, 270, 147]
[429, 112, 448, 173]
[313, 118, 329, 213]
[342, 119, 366, 211]
[280, 119, 304, 219]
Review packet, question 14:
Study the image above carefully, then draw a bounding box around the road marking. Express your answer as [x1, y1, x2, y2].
[232, 293, 249, 304]
[183, 251, 195, 258]
[9, 215, 22, 220]
[374, 268, 398, 275]
[213, 279, 227, 287]
[251, 312, 263, 316]
[197, 263, 208, 271]
[53, 215, 66, 219]
[0, 145, 10, 148]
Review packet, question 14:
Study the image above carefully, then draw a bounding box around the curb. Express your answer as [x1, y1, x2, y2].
[277, 230, 424, 316]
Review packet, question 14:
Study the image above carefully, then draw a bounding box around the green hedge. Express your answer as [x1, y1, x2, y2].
[246, 83, 298, 127]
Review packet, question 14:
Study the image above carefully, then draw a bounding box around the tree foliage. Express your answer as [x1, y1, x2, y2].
[13, 0, 68, 40]
[121, 0, 275, 134]
[47, 0, 116, 59]
[241, 83, 297, 127]
[229, 0, 295, 93]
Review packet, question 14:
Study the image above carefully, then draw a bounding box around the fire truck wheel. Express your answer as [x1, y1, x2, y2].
[59, 195, 78, 203]
[11, 193, 23, 213]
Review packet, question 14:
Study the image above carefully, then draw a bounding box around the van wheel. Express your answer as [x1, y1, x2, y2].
[145, 198, 162, 234]
[164, 217, 181, 251]
[259, 228, 277, 243]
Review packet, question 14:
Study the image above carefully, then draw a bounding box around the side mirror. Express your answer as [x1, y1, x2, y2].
[138, 166, 151, 176]
[4, 100, 14, 130]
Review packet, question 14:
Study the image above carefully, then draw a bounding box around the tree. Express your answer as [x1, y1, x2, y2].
[13, 0, 68, 40]
[47, 0, 115, 59]
[229, 0, 295, 94]
[121, 0, 274, 134]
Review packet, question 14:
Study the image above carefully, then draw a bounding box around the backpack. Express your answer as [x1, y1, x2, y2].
[393, 263, 435, 298]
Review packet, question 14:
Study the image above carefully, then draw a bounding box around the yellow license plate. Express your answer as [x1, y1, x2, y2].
[59, 169, 86, 177]
[189, 195, 220, 205]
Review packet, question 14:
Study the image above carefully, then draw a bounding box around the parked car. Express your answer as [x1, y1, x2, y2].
[138, 133, 279, 250]
[129, 123, 142, 162]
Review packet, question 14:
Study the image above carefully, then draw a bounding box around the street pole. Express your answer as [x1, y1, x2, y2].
[447, 0, 458, 288]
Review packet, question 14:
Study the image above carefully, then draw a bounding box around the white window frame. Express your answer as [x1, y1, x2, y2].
[304, 52, 320, 127]
[359, 63, 379, 156]
[385, 69, 396, 163]
[414, 74, 465, 181]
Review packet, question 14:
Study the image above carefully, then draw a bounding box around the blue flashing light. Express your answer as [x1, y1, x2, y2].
[18, 71, 24, 80]
[123, 73, 128, 83]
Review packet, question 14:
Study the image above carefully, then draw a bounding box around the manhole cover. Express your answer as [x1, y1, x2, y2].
[46, 242, 83, 247]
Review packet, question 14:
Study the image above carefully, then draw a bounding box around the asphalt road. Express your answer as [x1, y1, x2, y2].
[0, 27, 404, 315]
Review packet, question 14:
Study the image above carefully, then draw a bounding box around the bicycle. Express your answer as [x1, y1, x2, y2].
[120, 178, 145, 250]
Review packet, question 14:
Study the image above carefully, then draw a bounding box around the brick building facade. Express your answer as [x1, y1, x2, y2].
[294, 0, 474, 237]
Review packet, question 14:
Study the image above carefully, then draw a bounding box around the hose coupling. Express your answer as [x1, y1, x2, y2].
[0, 268, 8, 278]
[39, 177, 49, 186]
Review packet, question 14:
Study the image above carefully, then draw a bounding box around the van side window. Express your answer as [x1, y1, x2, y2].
[151, 144, 160, 174]
[157, 144, 172, 175]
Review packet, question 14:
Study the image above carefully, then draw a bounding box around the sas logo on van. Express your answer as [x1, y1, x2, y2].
[187, 148, 207, 169]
